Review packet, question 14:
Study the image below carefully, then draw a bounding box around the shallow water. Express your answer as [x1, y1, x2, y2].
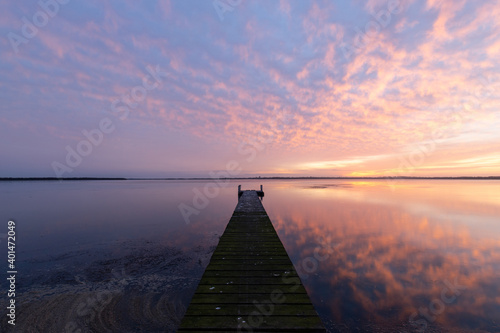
[1, 179, 499, 332]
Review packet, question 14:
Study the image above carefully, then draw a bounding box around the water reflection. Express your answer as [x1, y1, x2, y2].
[0, 180, 241, 331]
[0, 180, 499, 331]
[265, 180, 500, 332]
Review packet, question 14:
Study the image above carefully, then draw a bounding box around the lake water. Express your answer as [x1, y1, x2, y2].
[1, 179, 499, 332]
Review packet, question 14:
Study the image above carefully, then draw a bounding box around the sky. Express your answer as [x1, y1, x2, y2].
[1, 0, 499, 178]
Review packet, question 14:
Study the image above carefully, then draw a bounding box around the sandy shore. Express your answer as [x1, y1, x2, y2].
[0, 239, 216, 332]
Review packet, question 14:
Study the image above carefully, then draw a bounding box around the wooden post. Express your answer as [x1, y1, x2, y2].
[256, 184, 264, 198]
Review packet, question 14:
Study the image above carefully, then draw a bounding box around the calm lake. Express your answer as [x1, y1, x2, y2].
[1, 179, 499, 332]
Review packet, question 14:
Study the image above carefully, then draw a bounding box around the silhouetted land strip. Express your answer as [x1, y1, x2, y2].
[178, 188, 325, 332]
[2, 176, 499, 181]
[0, 177, 127, 181]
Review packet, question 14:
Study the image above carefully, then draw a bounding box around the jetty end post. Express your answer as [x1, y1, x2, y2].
[256, 184, 264, 198]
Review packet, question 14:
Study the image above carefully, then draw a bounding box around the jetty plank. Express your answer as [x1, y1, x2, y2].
[178, 189, 325, 332]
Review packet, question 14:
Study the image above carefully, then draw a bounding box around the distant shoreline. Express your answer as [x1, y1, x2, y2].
[1, 176, 499, 181]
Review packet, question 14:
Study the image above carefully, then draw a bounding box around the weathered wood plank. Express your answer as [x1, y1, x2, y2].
[199, 276, 302, 285]
[188, 293, 314, 304]
[180, 315, 325, 330]
[201, 270, 299, 278]
[194, 284, 307, 294]
[183, 303, 318, 316]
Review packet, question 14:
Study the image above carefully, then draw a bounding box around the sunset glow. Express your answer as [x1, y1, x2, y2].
[1, 1, 499, 177]
[264, 180, 500, 329]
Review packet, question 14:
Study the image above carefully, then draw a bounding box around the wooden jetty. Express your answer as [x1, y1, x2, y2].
[178, 186, 325, 332]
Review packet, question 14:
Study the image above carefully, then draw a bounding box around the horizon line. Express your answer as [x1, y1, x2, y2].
[1, 176, 500, 181]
